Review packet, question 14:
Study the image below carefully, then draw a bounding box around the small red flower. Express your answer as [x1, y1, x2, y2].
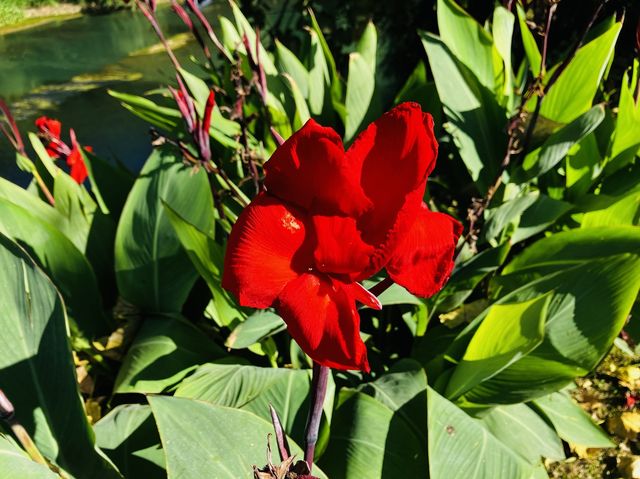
[35, 116, 63, 158]
[222, 103, 462, 371]
[34, 117, 89, 184]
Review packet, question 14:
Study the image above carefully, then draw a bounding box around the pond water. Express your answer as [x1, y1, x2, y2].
[0, 4, 224, 184]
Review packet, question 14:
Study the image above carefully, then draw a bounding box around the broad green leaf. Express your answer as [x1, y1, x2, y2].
[484, 192, 538, 242]
[308, 9, 342, 115]
[480, 404, 565, 462]
[566, 133, 601, 198]
[465, 255, 640, 404]
[0, 198, 111, 338]
[344, 52, 375, 142]
[436, 241, 511, 312]
[581, 188, 640, 228]
[0, 177, 104, 260]
[178, 67, 211, 110]
[496, 226, 640, 296]
[114, 315, 225, 394]
[356, 21, 377, 72]
[492, 6, 515, 98]
[393, 61, 443, 130]
[52, 172, 118, 308]
[108, 90, 181, 133]
[320, 390, 427, 478]
[52, 172, 99, 249]
[163, 202, 244, 327]
[82, 149, 134, 218]
[276, 40, 310, 98]
[445, 294, 550, 400]
[428, 387, 534, 479]
[437, 0, 503, 92]
[281, 73, 311, 130]
[230, 0, 276, 75]
[115, 147, 212, 313]
[148, 396, 326, 479]
[0, 177, 64, 229]
[225, 310, 286, 349]
[532, 391, 614, 448]
[0, 434, 58, 479]
[373, 282, 424, 307]
[175, 363, 334, 447]
[421, 32, 506, 193]
[94, 405, 165, 477]
[606, 60, 640, 173]
[540, 20, 621, 124]
[0, 235, 120, 478]
[511, 194, 573, 243]
[514, 105, 605, 182]
[307, 29, 329, 116]
[516, 4, 541, 76]
[356, 360, 428, 443]
[28, 133, 58, 178]
[219, 16, 242, 53]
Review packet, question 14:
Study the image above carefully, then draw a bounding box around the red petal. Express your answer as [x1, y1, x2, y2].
[346, 282, 382, 310]
[348, 102, 438, 278]
[222, 193, 312, 309]
[67, 137, 88, 184]
[277, 273, 369, 371]
[264, 119, 371, 216]
[35, 116, 63, 158]
[311, 215, 374, 275]
[386, 203, 462, 298]
[35, 116, 61, 139]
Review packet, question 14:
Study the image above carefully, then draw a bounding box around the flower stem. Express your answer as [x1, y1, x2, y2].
[304, 362, 329, 470]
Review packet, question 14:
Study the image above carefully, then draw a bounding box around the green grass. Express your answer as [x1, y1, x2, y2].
[0, 3, 24, 28]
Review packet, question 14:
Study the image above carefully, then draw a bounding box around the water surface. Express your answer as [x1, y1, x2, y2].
[0, 4, 223, 183]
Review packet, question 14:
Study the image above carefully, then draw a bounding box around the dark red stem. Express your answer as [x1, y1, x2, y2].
[304, 363, 329, 470]
[136, 0, 182, 72]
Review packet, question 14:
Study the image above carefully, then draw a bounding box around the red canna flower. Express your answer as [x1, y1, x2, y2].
[222, 103, 462, 371]
[35, 116, 64, 158]
[35, 117, 89, 184]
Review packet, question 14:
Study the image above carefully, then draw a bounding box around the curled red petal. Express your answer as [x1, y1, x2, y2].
[386, 203, 462, 298]
[348, 103, 438, 278]
[222, 193, 313, 309]
[276, 273, 369, 371]
[345, 282, 382, 310]
[264, 119, 371, 217]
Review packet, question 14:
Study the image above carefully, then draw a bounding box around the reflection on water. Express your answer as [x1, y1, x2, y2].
[0, 4, 224, 183]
